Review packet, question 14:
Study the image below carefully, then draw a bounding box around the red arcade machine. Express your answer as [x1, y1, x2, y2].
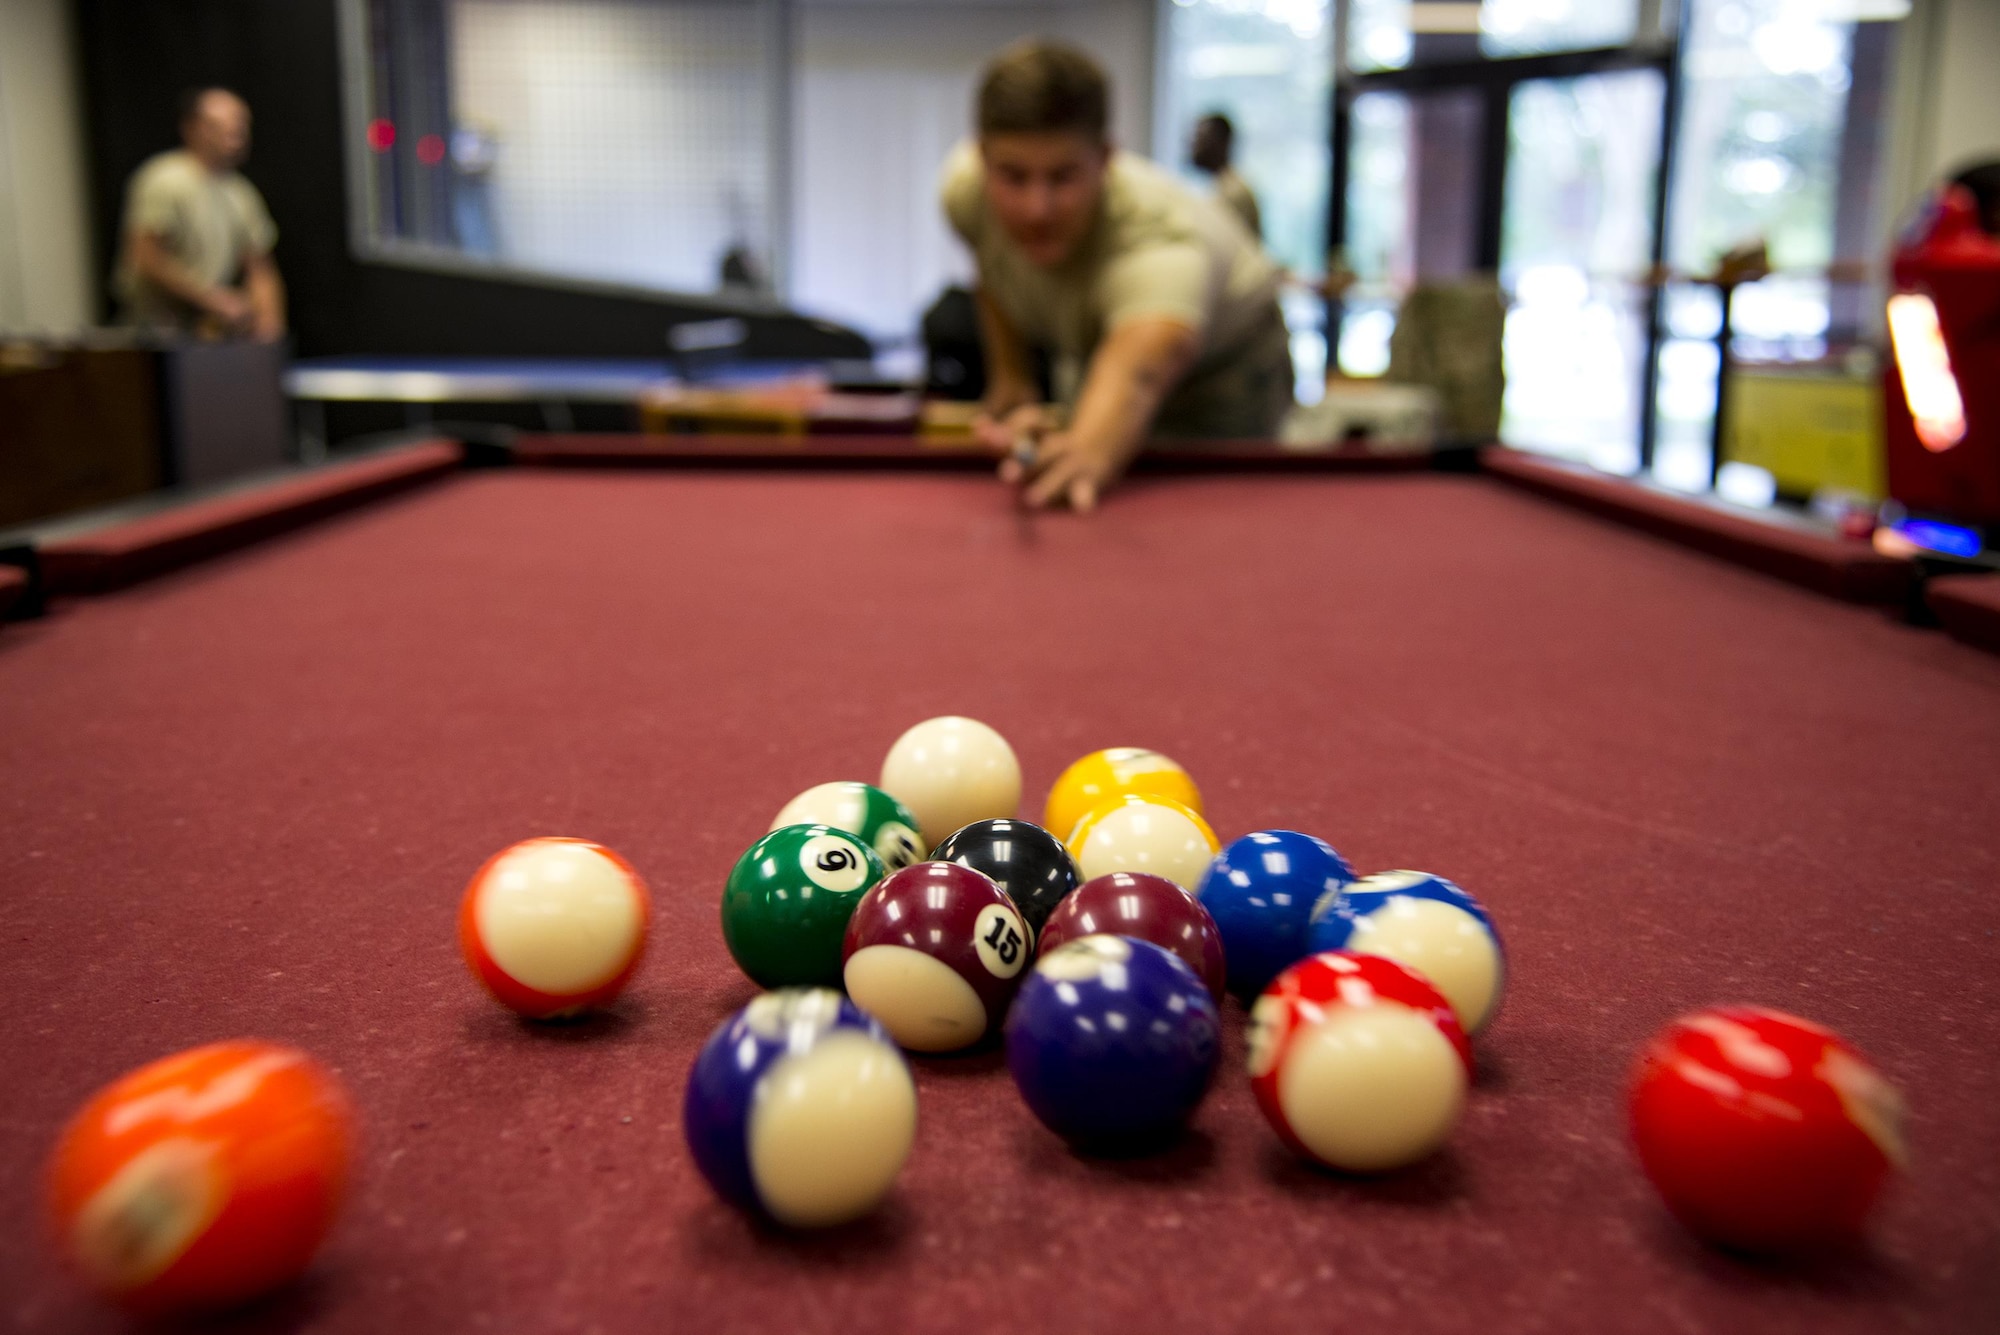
[1882, 175, 2000, 557]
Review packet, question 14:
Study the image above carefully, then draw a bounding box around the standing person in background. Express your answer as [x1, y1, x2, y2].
[116, 87, 285, 340]
[944, 42, 1291, 510]
[1189, 113, 1261, 242]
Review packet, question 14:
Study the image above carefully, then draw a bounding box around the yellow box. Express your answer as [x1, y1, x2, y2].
[1722, 369, 1885, 499]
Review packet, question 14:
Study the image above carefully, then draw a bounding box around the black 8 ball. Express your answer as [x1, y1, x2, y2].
[931, 818, 1080, 935]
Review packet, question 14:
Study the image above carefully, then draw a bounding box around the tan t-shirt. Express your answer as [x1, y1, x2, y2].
[1214, 167, 1262, 241]
[116, 150, 278, 328]
[940, 143, 1291, 436]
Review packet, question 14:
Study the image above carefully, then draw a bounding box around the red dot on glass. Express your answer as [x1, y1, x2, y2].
[416, 134, 446, 166]
[366, 119, 396, 152]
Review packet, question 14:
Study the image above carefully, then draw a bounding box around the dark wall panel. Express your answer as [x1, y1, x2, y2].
[73, 0, 866, 362]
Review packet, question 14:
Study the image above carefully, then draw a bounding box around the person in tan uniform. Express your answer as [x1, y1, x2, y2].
[946, 42, 1292, 510]
[116, 87, 285, 340]
[1190, 113, 1261, 241]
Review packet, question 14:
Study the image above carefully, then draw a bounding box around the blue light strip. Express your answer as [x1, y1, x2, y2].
[1897, 518, 1984, 559]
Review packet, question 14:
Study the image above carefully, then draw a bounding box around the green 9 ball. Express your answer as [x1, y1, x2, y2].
[770, 782, 925, 872]
[723, 824, 886, 988]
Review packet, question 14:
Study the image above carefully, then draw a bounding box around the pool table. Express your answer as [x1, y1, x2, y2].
[2, 441, 1997, 1334]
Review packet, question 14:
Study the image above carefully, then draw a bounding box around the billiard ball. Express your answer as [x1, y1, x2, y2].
[722, 824, 886, 988]
[1043, 747, 1204, 842]
[879, 715, 1022, 844]
[683, 989, 917, 1228]
[1306, 870, 1505, 1034]
[1249, 951, 1471, 1173]
[1065, 793, 1219, 889]
[1628, 1006, 1906, 1253]
[1006, 935, 1221, 1146]
[930, 817, 1079, 934]
[1194, 830, 1353, 1001]
[842, 861, 1032, 1052]
[46, 1040, 353, 1313]
[770, 781, 925, 872]
[1037, 871, 1227, 1001]
[459, 837, 649, 1019]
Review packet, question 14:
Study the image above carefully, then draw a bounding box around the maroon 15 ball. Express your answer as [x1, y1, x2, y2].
[842, 862, 1033, 1052]
[1038, 872, 1228, 1001]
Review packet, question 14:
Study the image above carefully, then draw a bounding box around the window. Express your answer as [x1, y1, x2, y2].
[1331, 0, 1901, 485]
[1347, 0, 1643, 74]
[345, 0, 786, 302]
[1499, 69, 1665, 471]
[1480, 0, 1644, 59]
[1337, 90, 1414, 375]
[1651, 0, 1868, 491]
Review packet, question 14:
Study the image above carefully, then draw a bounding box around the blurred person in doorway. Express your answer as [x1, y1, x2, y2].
[1189, 112, 1260, 241]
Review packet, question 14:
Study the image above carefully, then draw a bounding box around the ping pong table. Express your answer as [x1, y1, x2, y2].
[284, 355, 888, 457]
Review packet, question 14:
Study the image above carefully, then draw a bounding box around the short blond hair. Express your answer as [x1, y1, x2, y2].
[976, 40, 1109, 140]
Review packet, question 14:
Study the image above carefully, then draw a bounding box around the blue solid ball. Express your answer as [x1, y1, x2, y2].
[1005, 935, 1221, 1147]
[682, 988, 917, 1226]
[1194, 830, 1355, 1000]
[1307, 869, 1506, 1034]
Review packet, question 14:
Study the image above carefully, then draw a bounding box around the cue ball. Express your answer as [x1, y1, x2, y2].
[769, 781, 925, 873]
[1194, 830, 1354, 1001]
[1065, 793, 1219, 889]
[1043, 747, 1204, 842]
[1250, 951, 1471, 1173]
[1037, 871, 1227, 1001]
[1629, 1006, 1906, 1253]
[683, 989, 917, 1228]
[1006, 935, 1221, 1146]
[45, 1040, 354, 1314]
[1306, 870, 1505, 1034]
[930, 817, 1080, 934]
[842, 861, 1032, 1052]
[879, 716, 1022, 845]
[722, 824, 886, 988]
[459, 837, 649, 1019]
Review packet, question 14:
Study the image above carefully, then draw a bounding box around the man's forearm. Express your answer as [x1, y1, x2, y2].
[131, 235, 224, 311]
[1066, 321, 1197, 465]
[975, 289, 1036, 407]
[246, 257, 286, 333]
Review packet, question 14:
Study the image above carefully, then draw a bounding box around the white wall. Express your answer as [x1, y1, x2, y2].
[1924, 0, 2000, 179]
[788, 0, 1154, 341]
[0, 0, 94, 333]
[1882, 0, 2000, 247]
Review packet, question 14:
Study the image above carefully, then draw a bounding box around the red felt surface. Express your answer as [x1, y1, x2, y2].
[38, 441, 463, 594]
[3, 469, 1998, 1334]
[1482, 448, 1914, 603]
[1927, 573, 2000, 655]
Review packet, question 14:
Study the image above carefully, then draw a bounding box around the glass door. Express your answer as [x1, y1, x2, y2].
[1328, 0, 1901, 487]
[1339, 88, 1486, 376]
[1498, 69, 1666, 472]
[1328, 3, 1674, 451]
